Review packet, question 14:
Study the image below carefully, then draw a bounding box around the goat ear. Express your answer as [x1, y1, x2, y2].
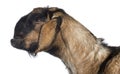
[37, 17, 62, 52]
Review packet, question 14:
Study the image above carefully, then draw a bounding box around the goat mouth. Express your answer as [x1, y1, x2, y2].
[26, 42, 39, 56]
[11, 39, 38, 56]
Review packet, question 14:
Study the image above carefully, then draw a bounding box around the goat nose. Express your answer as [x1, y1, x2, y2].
[11, 39, 16, 47]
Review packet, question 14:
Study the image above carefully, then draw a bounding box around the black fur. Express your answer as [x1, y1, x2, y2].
[28, 11, 48, 22]
[55, 16, 62, 32]
[14, 9, 50, 39]
[14, 15, 29, 39]
[11, 38, 25, 49]
[98, 46, 120, 74]
[11, 8, 64, 56]
[27, 42, 38, 56]
[47, 46, 60, 57]
[13, 8, 65, 39]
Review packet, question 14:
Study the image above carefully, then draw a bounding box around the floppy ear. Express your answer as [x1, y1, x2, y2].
[36, 17, 62, 52]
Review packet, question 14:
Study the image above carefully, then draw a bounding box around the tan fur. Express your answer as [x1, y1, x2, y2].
[104, 53, 120, 74]
[36, 18, 59, 52]
[24, 30, 39, 49]
[26, 8, 120, 74]
[49, 14, 111, 74]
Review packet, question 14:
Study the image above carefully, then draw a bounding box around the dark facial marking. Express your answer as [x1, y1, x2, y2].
[55, 16, 62, 32]
[98, 46, 120, 73]
[27, 42, 38, 53]
[46, 46, 59, 56]
[28, 13, 47, 23]
[11, 8, 64, 56]
[14, 8, 49, 39]
[14, 15, 28, 38]
[11, 39, 25, 49]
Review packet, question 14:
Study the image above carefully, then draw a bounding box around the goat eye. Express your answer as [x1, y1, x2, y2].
[40, 17, 46, 21]
[14, 32, 24, 39]
[35, 16, 46, 22]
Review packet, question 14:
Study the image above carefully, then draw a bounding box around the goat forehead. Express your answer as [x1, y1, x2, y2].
[32, 8, 45, 13]
[31, 7, 60, 13]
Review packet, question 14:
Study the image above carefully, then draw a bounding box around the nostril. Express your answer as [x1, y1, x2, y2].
[11, 38, 24, 49]
[11, 39, 14, 43]
[11, 39, 15, 46]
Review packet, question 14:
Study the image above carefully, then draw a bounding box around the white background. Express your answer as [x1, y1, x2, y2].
[0, 0, 120, 74]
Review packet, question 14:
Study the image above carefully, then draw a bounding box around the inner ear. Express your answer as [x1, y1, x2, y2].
[37, 17, 62, 52]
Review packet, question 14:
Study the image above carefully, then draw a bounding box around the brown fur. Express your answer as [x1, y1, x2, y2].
[11, 7, 120, 74]
[104, 53, 120, 74]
